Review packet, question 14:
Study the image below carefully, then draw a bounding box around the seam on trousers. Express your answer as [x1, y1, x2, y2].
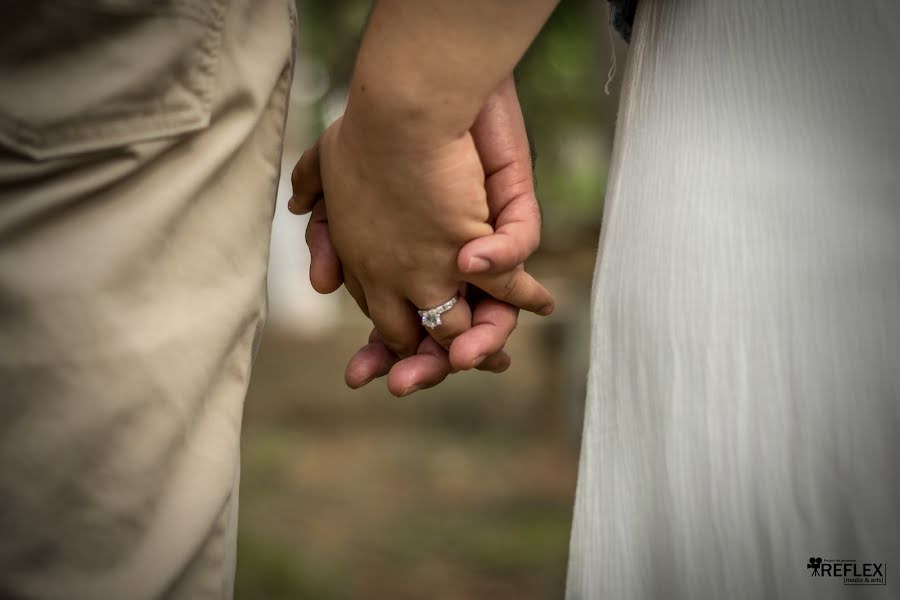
[161, 3, 296, 596]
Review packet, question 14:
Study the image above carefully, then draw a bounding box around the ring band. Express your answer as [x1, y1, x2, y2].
[417, 295, 459, 330]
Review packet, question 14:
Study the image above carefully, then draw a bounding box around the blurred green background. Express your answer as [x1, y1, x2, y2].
[238, 1, 624, 598]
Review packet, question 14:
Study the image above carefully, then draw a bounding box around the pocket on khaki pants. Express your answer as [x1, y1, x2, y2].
[0, 0, 229, 160]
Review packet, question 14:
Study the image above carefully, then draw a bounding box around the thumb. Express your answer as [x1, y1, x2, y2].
[463, 75, 541, 274]
[457, 188, 541, 274]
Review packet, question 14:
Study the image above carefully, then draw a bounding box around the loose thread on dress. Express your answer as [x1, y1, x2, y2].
[605, 20, 617, 95]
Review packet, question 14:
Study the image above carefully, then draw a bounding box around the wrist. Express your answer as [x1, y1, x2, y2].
[343, 66, 486, 152]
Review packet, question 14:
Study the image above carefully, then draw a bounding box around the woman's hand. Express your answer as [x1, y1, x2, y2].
[291, 97, 553, 359]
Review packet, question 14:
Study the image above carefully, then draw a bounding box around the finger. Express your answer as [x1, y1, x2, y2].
[386, 336, 453, 397]
[411, 290, 473, 351]
[458, 201, 540, 275]
[468, 268, 554, 316]
[305, 201, 343, 293]
[345, 330, 398, 388]
[368, 293, 423, 358]
[449, 296, 518, 370]
[343, 272, 369, 318]
[289, 140, 322, 215]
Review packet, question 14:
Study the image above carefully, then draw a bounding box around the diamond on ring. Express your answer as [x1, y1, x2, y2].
[417, 296, 459, 330]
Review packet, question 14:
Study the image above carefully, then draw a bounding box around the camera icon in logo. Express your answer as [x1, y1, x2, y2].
[807, 557, 823, 576]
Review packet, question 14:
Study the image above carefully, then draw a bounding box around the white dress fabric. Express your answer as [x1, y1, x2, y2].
[567, 1, 899, 598]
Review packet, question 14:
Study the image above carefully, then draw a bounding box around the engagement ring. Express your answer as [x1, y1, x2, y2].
[417, 296, 459, 330]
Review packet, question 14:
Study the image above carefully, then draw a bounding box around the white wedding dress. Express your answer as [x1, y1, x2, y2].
[567, 1, 899, 598]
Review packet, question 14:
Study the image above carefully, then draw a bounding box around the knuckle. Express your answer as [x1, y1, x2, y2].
[381, 334, 416, 358]
[498, 245, 520, 269]
[523, 228, 541, 255]
[501, 274, 520, 300]
[507, 319, 519, 335]
[434, 329, 457, 349]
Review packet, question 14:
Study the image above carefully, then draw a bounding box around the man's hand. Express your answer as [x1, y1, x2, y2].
[291, 77, 548, 396]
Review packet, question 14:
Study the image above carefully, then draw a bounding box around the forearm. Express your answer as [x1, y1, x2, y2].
[345, 0, 558, 148]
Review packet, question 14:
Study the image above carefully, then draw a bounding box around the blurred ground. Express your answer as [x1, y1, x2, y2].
[236, 254, 594, 599]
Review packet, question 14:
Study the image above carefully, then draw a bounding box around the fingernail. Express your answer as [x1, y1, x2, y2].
[538, 303, 554, 316]
[472, 354, 488, 368]
[401, 384, 424, 397]
[350, 375, 374, 389]
[491, 360, 511, 374]
[287, 195, 297, 213]
[466, 256, 491, 273]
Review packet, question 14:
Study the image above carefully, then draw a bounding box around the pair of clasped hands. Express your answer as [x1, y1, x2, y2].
[288, 76, 554, 396]
[286, 0, 561, 396]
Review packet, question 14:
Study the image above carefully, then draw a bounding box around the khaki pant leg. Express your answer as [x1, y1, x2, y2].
[0, 1, 296, 598]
